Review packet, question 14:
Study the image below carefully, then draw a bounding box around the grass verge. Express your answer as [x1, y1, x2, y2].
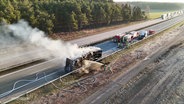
[149, 11, 174, 19]
[149, 12, 165, 19]
[51, 20, 148, 41]
[7, 20, 184, 104]
[101, 20, 184, 64]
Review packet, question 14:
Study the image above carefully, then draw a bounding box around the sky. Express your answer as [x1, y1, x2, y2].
[113, 0, 184, 3]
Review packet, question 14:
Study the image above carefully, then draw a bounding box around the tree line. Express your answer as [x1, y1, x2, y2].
[128, 2, 184, 12]
[0, 0, 146, 34]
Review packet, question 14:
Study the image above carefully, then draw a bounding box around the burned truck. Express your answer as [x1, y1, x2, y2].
[64, 46, 102, 73]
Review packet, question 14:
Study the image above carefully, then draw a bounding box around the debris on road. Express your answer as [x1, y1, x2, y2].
[9, 19, 184, 104]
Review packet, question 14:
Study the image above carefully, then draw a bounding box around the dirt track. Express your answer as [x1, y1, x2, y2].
[104, 32, 184, 104]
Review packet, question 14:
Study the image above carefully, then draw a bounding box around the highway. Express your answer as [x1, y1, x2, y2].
[80, 27, 184, 104]
[96, 15, 184, 56]
[0, 48, 52, 72]
[0, 15, 184, 103]
[0, 18, 166, 73]
[69, 19, 163, 46]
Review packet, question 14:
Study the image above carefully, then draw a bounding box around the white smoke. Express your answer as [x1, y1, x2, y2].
[1, 20, 101, 65]
[0, 23, 23, 47]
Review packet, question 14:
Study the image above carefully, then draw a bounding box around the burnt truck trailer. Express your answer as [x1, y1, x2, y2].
[64, 47, 102, 73]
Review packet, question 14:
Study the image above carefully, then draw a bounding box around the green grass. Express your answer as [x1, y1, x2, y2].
[8, 18, 184, 104]
[149, 11, 175, 19]
[149, 12, 167, 19]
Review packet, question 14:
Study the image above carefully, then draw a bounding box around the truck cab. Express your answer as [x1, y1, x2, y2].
[113, 33, 126, 43]
[64, 47, 102, 73]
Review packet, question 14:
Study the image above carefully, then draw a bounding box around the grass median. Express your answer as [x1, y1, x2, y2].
[8, 19, 184, 104]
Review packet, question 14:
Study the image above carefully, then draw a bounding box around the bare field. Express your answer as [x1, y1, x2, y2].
[149, 12, 166, 19]
[50, 20, 147, 41]
[105, 41, 184, 104]
[8, 22, 184, 104]
[104, 29, 184, 103]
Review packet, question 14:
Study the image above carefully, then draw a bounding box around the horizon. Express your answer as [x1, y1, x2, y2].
[113, 0, 184, 3]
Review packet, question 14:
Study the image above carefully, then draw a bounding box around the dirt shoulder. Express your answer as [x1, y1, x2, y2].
[80, 23, 184, 104]
[104, 28, 184, 104]
[8, 22, 184, 104]
[50, 20, 147, 41]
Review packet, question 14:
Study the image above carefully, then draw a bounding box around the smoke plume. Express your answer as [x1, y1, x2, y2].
[0, 20, 100, 65]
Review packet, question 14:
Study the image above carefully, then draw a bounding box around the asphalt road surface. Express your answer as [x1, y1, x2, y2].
[0, 18, 163, 73]
[0, 48, 52, 72]
[69, 19, 163, 46]
[96, 15, 184, 56]
[1, 15, 184, 103]
[0, 16, 179, 72]
[80, 26, 184, 104]
[104, 34, 184, 104]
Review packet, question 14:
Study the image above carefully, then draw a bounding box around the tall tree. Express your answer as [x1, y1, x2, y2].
[122, 4, 132, 21]
[92, 3, 106, 25]
[104, 3, 112, 24]
[68, 11, 78, 31]
[0, 0, 146, 33]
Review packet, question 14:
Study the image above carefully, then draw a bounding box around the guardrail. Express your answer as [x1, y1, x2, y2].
[1, 16, 184, 103]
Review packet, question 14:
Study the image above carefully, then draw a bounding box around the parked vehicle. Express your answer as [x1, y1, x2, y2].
[148, 30, 155, 35]
[113, 33, 125, 43]
[161, 14, 167, 20]
[129, 31, 140, 38]
[138, 30, 148, 40]
[122, 34, 134, 43]
[161, 10, 184, 20]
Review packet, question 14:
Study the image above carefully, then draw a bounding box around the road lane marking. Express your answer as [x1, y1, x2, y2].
[0, 58, 61, 79]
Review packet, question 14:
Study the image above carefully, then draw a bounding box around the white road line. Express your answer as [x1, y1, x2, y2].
[2, 15, 184, 103]
[0, 58, 60, 79]
[0, 73, 40, 98]
[0, 70, 61, 104]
